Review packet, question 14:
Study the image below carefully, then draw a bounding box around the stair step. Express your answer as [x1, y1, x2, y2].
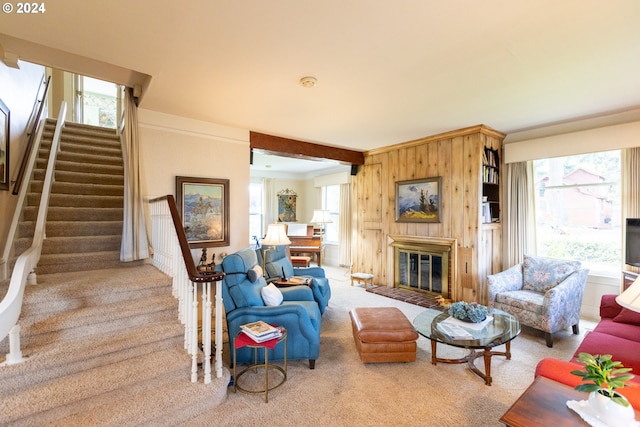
[27, 193, 123, 208]
[5, 293, 177, 350]
[40, 139, 122, 158]
[35, 158, 123, 175]
[35, 252, 144, 275]
[33, 367, 229, 427]
[32, 169, 125, 186]
[0, 346, 190, 425]
[18, 220, 123, 238]
[45, 235, 121, 254]
[22, 206, 123, 221]
[38, 148, 123, 166]
[30, 180, 123, 196]
[0, 320, 182, 392]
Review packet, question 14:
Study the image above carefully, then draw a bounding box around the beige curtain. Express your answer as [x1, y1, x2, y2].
[120, 87, 150, 261]
[622, 147, 640, 274]
[338, 183, 352, 267]
[504, 161, 536, 267]
[263, 178, 275, 228]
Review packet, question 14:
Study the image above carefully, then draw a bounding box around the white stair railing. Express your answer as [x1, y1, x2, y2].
[149, 195, 224, 383]
[0, 102, 67, 365]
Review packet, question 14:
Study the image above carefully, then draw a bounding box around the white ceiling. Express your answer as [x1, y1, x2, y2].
[1, 0, 639, 158]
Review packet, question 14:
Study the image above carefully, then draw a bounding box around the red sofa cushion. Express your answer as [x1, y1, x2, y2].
[535, 358, 640, 409]
[571, 331, 640, 375]
[613, 308, 640, 326]
[600, 293, 623, 319]
[594, 318, 640, 343]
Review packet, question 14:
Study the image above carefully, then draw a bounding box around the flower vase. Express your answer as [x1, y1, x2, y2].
[588, 390, 635, 425]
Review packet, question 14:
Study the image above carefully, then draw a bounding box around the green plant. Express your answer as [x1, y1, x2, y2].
[570, 352, 634, 407]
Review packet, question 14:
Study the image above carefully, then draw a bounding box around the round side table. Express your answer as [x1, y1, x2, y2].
[233, 326, 287, 403]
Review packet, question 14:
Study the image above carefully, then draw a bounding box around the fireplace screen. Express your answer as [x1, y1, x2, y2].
[395, 246, 449, 298]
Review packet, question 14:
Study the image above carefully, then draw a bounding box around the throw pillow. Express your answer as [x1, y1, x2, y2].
[261, 283, 283, 306]
[247, 265, 263, 283]
[522, 255, 580, 293]
[613, 308, 640, 326]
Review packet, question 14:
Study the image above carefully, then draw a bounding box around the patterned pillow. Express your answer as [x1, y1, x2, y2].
[522, 255, 581, 293]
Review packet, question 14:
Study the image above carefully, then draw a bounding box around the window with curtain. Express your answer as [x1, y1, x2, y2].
[249, 182, 264, 244]
[322, 185, 340, 243]
[533, 150, 621, 276]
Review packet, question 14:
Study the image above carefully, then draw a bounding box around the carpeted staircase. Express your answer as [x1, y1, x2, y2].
[12, 120, 142, 275]
[0, 265, 229, 426]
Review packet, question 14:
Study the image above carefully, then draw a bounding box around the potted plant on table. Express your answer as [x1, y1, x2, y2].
[570, 352, 636, 424]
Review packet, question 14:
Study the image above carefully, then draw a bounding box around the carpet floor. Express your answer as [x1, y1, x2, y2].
[1, 264, 591, 426]
[190, 265, 590, 427]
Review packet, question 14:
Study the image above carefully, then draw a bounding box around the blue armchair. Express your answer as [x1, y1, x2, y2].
[257, 245, 332, 314]
[487, 255, 589, 348]
[220, 247, 321, 369]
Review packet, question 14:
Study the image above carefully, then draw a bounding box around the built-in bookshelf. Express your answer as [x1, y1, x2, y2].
[482, 147, 500, 223]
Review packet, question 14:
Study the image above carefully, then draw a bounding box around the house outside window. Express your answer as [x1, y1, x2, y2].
[533, 150, 621, 276]
[249, 182, 263, 245]
[322, 185, 340, 243]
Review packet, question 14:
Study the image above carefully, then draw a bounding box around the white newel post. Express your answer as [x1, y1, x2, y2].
[3, 325, 25, 365]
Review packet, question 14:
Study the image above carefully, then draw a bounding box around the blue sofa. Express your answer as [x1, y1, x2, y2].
[257, 245, 332, 314]
[219, 247, 321, 369]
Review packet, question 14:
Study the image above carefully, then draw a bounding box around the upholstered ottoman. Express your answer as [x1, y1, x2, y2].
[349, 307, 419, 363]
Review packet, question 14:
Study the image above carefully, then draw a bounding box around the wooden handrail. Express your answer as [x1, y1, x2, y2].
[13, 75, 51, 195]
[150, 195, 224, 283]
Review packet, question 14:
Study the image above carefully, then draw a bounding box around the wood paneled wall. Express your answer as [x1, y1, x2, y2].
[352, 125, 505, 303]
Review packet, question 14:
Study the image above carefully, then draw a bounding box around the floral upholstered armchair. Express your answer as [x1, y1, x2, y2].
[487, 255, 589, 348]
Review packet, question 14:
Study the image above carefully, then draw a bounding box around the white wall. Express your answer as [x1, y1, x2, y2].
[0, 60, 45, 271]
[138, 109, 251, 264]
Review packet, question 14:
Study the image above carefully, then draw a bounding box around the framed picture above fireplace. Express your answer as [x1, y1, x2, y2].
[395, 177, 442, 223]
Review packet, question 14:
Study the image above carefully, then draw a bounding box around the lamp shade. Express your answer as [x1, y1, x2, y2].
[262, 223, 291, 246]
[616, 276, 640, 313]
[310, 209, 333, 224]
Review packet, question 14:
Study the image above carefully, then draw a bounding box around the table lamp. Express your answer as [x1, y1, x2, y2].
[616, 276, 640, 313]
[261, 223, 291, 276]
[309, 209, 333, 236]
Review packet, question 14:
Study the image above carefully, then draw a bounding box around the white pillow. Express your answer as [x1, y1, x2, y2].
[261, 283, 283, 306]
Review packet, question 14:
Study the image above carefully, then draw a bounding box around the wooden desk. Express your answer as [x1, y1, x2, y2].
[500, 376, 640, 426]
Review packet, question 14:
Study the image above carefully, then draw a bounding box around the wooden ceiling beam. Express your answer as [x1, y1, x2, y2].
[250, 131, 364, 165]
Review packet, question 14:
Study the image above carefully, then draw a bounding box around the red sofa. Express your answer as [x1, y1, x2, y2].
[535, 294, 640, 408]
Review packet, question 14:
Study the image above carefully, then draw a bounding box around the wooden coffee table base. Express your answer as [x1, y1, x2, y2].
[431, 340, 512, 386]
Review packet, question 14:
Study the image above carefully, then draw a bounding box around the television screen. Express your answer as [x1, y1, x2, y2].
[626, 218, 640, 267]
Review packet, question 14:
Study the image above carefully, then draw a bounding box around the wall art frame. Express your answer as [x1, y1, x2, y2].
[395, 176, 442, 223]
[176, 176, 230, 248]
[0, 98, 10, 191]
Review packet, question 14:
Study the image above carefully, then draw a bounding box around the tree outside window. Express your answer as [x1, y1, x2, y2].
[533, 150, 621, 276]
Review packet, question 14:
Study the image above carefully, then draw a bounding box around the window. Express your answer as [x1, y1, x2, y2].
[533, 150, 621, 276]
[322, 185, 340, 243]
[249, 182, 263, 245]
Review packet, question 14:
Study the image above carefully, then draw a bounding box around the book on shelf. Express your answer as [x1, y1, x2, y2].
[240, 321, 283, 342]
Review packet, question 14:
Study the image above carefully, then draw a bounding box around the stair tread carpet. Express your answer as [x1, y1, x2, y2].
[0, 265, 229, 425]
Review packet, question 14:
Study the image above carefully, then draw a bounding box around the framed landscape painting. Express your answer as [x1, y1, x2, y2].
[176, 176, 230, 248]
[395, 177, 442, 223]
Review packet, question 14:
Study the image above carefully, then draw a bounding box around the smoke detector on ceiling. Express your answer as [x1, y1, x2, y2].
[299, 76, 317, 88]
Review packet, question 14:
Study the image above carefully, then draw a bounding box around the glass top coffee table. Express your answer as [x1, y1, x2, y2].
[413, 308, 521, 386]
